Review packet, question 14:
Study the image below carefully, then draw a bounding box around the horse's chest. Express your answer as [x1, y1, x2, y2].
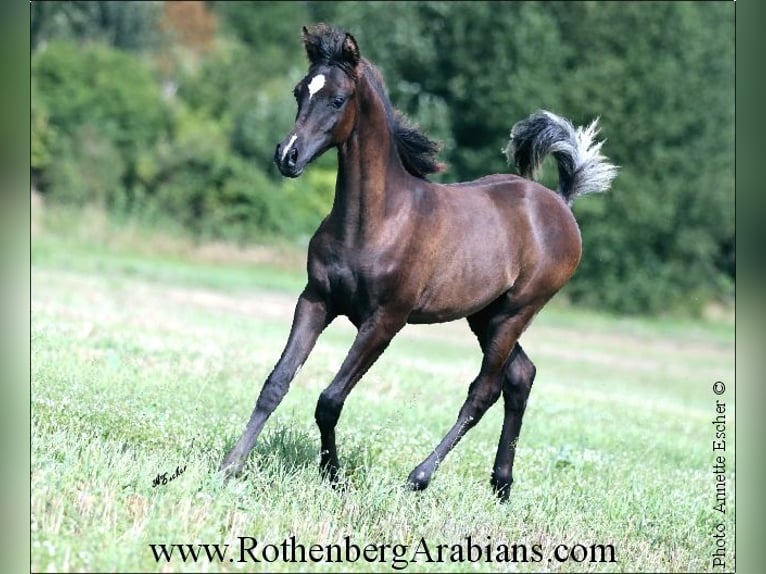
[328, 259, 360, 299]
[311, 245, 397, 321]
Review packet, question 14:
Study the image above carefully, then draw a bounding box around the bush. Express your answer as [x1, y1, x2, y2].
[33, 42, 168, 159]
[33, 41, 169, 207]
[45, 125, 126, 208]
[31, 81, 56, 177]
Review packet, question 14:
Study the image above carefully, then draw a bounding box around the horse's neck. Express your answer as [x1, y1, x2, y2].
[331, 79, 408, 242]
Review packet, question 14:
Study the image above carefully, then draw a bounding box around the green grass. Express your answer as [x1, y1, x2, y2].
[31, 214, 735, 572]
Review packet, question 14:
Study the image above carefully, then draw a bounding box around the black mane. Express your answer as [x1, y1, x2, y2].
[362, 62, 445, 179]
[303, 24, 444, 179]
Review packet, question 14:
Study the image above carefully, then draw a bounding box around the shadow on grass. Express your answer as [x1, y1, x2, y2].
[251, 425, 319, 470]
[221, 424, 382, 489]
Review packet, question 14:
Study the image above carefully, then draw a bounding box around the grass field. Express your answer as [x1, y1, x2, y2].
[31, 210, 735, 572]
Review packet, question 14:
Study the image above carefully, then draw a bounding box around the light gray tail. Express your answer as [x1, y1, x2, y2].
[505, 110, 618, 205]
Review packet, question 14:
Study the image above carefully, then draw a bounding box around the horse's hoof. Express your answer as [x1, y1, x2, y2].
[329, 477, 349, 494]
[406, 468, 432, 491]
[319, 463, 340, 484]
[219, 456, 246, 481]
[490, 475, 513, 503]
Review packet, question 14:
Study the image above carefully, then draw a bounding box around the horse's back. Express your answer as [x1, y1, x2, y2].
[394, 175, 578, 322]
[438, 173, 578, 243]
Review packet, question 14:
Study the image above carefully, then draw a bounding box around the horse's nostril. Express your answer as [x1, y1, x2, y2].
[288, 147, 298, 167]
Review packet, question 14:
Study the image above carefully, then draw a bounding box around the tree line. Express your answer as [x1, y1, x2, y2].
[30, 1, 734, 315]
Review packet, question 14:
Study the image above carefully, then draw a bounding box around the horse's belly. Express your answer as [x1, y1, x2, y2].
[408, 274, 513, 324]
[407, 307, 477, 324]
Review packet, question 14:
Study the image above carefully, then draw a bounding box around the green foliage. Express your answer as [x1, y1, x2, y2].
[31, 34, 333, 244]
[32, 41, 168, 164]
[141, 104, 232, 233]
[46, 125, 126, 208]
[32, 40, 170, 214]
[179, 39, 299, 175]
[30, 1, 735, 315]
[30, 1, 161, 52]
[30, 80, 56, 173]
[552, 2, 735, 314]
[212, 0, 310, 76]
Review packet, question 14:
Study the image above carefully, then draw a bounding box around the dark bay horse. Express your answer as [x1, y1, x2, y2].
[220, 24, 617, 501]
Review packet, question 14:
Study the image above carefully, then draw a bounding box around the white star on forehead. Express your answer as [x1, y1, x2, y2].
[307, 74, 326, 100]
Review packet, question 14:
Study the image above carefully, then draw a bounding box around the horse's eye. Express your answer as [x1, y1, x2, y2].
[332, 96, 346, 109]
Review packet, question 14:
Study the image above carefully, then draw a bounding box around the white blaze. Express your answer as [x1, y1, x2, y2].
[281, 134, 297, 162]
[307, 74, 326, 100]
[281, 74, 326, 163]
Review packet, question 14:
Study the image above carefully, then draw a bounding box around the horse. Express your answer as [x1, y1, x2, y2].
[220, 23, 617, 501]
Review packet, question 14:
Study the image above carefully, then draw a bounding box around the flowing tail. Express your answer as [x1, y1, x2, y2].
[505, 110, 618, 205]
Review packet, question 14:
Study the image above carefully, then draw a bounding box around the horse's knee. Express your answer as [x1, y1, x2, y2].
[314, 390, 343, 430]
[461, 377, 503, 421]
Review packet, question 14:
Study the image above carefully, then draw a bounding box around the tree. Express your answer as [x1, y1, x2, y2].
[547, 2, 735, 313]
[31, 1, 161, 52]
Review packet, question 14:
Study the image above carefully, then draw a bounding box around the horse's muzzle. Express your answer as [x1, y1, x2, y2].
[274, 141, 303, 178]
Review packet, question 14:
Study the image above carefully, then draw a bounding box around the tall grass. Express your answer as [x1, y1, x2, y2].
[31, 207, 735, 572]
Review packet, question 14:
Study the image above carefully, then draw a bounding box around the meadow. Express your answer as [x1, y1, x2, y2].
[31, 208, 735, 572]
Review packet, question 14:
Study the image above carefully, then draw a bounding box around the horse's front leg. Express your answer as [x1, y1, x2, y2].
[315, 312, 406, 482]
[219, 287, 333, 478]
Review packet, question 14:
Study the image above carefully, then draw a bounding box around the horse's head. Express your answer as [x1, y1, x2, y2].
[275, 24, 361, 178]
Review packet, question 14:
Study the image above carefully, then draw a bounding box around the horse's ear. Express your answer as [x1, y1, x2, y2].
[302, 25, 360, 68]
[302, 25, 322, 64]
[342, 33, 360, 67]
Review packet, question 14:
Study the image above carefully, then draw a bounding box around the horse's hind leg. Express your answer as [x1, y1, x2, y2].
[406, 305, 539, 492]
[491, 344, 536, 502]
[467, 311, 537, 501]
